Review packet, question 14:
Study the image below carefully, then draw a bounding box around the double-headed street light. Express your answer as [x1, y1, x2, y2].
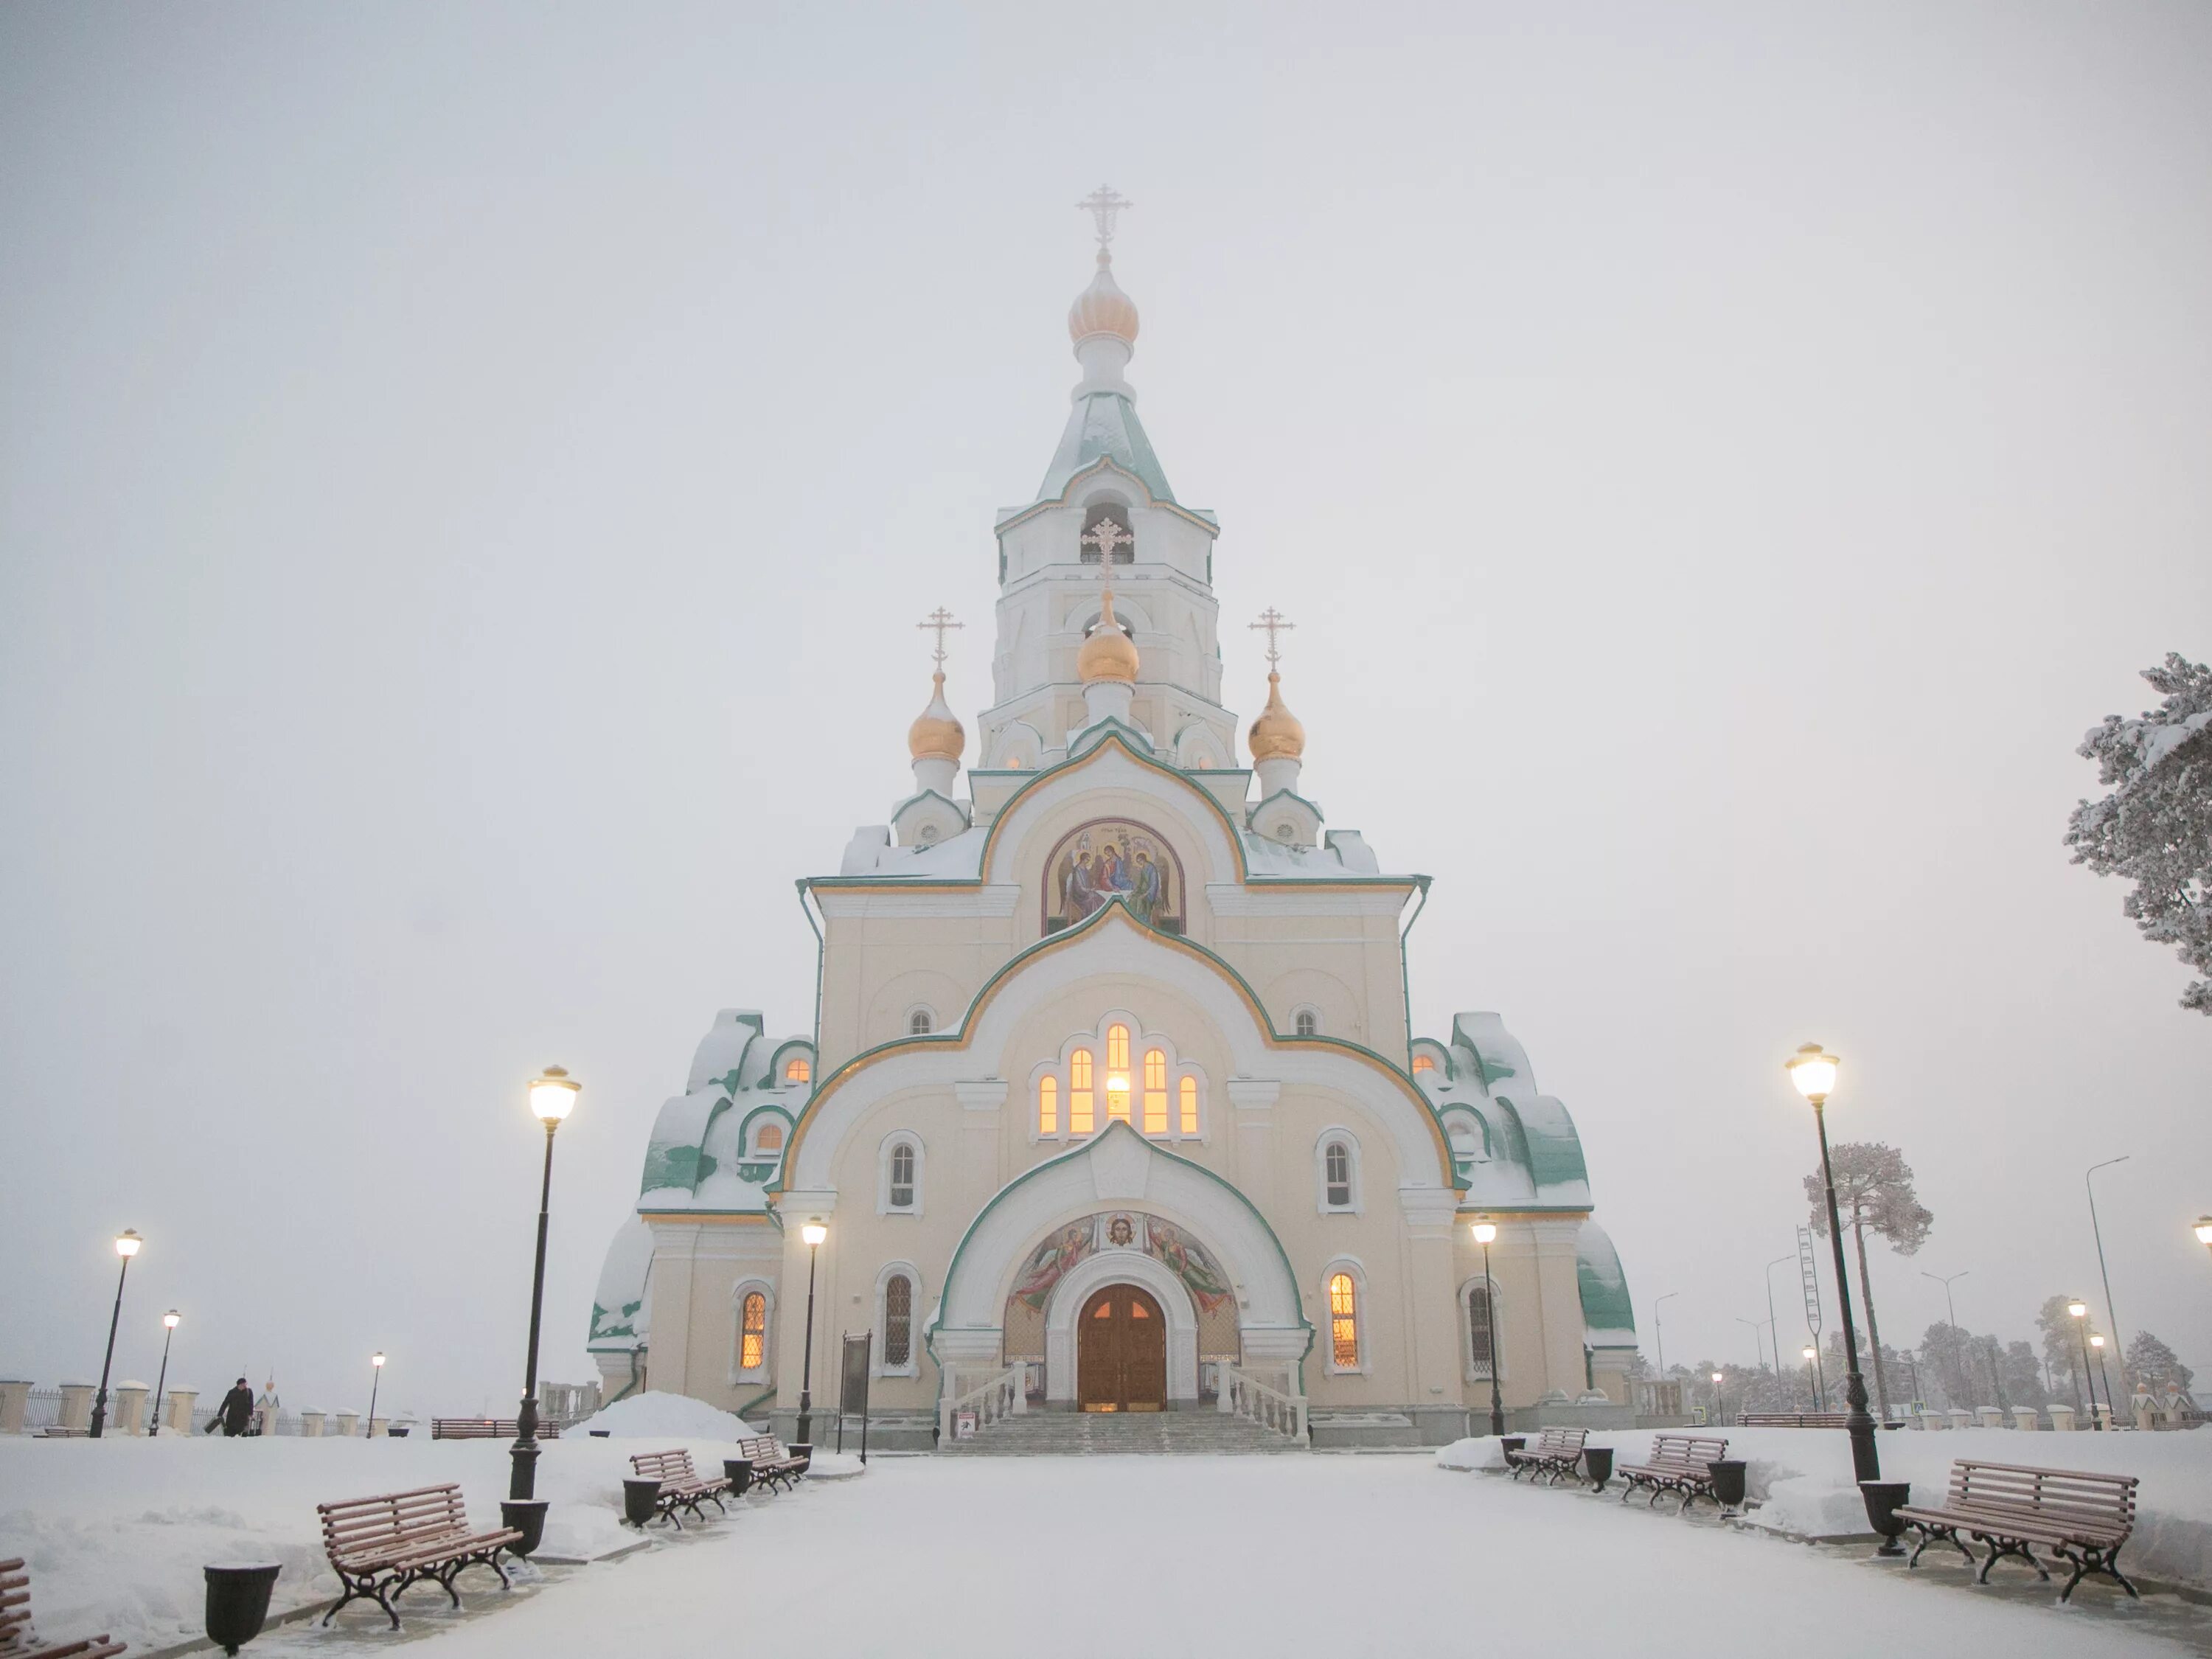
[796, 1221, 828, 1444]
[367, 1352, 386, 1437]
[1471, 1219, 1503, 1436]
[150, 1311, 181, 1437]
[2065, 1300, 2101, 1430]
[511, 1065, 582, 1501]
[89, 1229, 142, 1439]
[1784, 1044, 1880, 1484]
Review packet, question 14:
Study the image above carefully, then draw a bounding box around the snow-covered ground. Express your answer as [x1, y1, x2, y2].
[1441, 1425, 2212, 1591]
[0, 1412, 859, 1655]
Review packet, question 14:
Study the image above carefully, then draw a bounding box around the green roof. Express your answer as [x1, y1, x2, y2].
[1038, 391, 1175, 504]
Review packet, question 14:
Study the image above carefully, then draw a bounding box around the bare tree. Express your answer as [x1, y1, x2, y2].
[1806, 1141, 1933, 1421]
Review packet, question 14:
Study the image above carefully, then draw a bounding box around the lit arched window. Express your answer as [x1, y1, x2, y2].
[1325, 1142, 1352, 1207]
[888, 1143, 916, 1209]
[883, 1274, 913, 1368]
[1295, 1009, 1318, 1037]
[1038, 1074, 1058, 1135]
[909, 1009, 933, 1035]
[740, 1292, 768, 1371]
[1467, 1281, 1495, 1377]
[784, 1057, 811, 1083]
[1411, 1054, 1436, 1074]
[755, 1122, 785, 1153]
[1179, 1075, 1198, 1135]
[1142, 1049, 1168, 1134]
[1069, 1049, 1095, 1135]
[1329, 1273, 1359, 1369]
[1105, 1025, 1130, 1123]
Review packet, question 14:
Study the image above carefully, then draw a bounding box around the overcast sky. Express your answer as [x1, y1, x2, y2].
[4, 2, 2208, 1418]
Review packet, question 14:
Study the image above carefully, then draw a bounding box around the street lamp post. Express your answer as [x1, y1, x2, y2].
[150, 1311, 180, 1437]
[1921, 1269, 1969, 1403]
[1472, 1220, 1504, 1436]
[2085, 1157, 2129, 1386]
[1711, 1371, 1727, 1427]
[1784, 1045, 1881, 1484]
[796, 1222, 827, 1444]
[1653, 1291, 1679, 1387]
[1764, 1254, 1794, 1396]
[2066, 1301, 2100, 1430]
[366, 1352, 386, 1437]
[89, 1230, 142, 1439]
[511, 1065, 582, 1501]
[1803, 1346, 1821, 1411]
[2091, 1334, 2115, 1424]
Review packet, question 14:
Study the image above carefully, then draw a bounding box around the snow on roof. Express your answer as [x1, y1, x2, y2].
[838, 824, 989, 878]
[587, 1216, 653, 1352]
[1576, 1220, 1637, 1346]
[634, 1011, 812, 1214]
[1421, 1012, 1595, 1211]
[1037, 390, 1175, 505]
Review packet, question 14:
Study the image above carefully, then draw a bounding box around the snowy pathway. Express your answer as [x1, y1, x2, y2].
[282, 1455, 2203, 1659]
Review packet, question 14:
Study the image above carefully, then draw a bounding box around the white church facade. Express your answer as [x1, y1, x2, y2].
[587, 194, 1637, 1448]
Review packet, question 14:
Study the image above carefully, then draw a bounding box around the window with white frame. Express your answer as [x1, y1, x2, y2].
[1032, 1015, 1206, 1144]
[876, 1265, 919, 1377]
[908, 1007, 935, 1036]
[1324, 1263, 1366, 1373]
[750, 1117, 787, 1157]
[879, 1133, 924, 1216]
[1316, 1130, 1361, 1213]
[1293, 1006, 1320, 1037]
[731, 1282, 774, 1384]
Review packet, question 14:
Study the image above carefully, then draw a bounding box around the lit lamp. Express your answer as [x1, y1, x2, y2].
[1784, 1044, 1879, 1484]
[796, 1221, 827, 1445]
[1470, 1219, 1503, 1436]
[2090, 1333, 2115, 1427]
[150, 1310, 181, 1437]
[1712, 1371, 1727, 1427]
[2065, 1300, 2101, 1431]
[2194, 1217, 2212, 1253]
[510, 1065, 582, 1502]
[1803, 1345, 1822, 1411]
[89, 1229, 142, 1439]
[367, 1352, 386, 1438]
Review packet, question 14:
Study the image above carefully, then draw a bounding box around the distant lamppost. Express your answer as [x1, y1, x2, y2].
[2090, 1334, 2115, 1423]
[2066, 1301, 2100, 1430]
[510, 1065, 581, 1500]
[1472, 1220, 1503, 1436]
[2085, 1157, 2129, 1383]
[1653, 1291, 1680, 1385]
[366, 1352, 386, 1437]
[1764, 1253, 1795, 1394]
[150, 1311, 181, 1437]
[1711, 1371, 1727, 1427]
[1784, 1044, 1880, 1483]
[88, 1229, 142, 1439]
[1921, 1269, 1970, 1403]
[796, 1221, 827, 1444]
[1803, 1346, 1821, 1411]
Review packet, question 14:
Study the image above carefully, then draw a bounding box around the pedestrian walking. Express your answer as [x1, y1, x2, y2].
[209, 1377, 254, 1436]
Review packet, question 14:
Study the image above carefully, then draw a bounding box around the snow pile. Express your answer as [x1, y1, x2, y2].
[572, 1391, 757, 1440]
[1438, 1425, 2212, 1588]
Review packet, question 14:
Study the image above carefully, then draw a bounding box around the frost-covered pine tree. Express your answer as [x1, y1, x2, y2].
[2066, 653, 2212, 1015]
[2124, 1329, 2195, 1394]
[1806, 1142, 1933, 1422]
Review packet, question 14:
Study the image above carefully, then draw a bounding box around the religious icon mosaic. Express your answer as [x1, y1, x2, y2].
[1043, 818, 1182, 933]
[1003, 1211, 1235, 1318]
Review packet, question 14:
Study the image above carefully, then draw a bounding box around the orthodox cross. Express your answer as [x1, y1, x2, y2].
[1077, 184, 1133, 250]
[1250, 606, 1295, 668]
[1082, 516, 1132, 566]
[917, 606, 963, 667]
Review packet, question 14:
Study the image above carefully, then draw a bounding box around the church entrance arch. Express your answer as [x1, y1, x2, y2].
[1078, 1284, 1166, 1411]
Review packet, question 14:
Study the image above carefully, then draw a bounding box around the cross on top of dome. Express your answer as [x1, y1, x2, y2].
[1250, 606, 1295, 668]
[1077, 185, 1133, 251]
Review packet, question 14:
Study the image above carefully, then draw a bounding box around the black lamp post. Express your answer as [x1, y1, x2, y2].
[1784, 1045, 1880, 1484]
[796, 1221, 827, 1444]
[88, 1229, 142, 1439]
[150, 1311, 180, 1437]
[510, 1065, 581, 1501]
[1922, 1268, 1969, 1404]
[366, 1352, 385, 1437]
[1471, 1219, 1503, 1436]
[1803, 1346, 1820, 1412]
[2067, 1300, 2101, 1429]
[2091, 1334, 2115, 1426]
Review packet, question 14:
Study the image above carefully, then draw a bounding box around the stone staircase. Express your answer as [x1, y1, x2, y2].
[939, 1408, 1304, 1455]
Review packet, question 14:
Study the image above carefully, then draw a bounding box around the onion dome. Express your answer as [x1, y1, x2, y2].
[1247, 671, 1306, 762]
[1077, 587, 1140, 684]
[907, 671, 965, 763]
[1068, 251, 1140, 347]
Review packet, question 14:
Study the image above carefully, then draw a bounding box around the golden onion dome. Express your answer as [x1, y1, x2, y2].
[1247, 671, 1306, 762]
[1068, 251, 1140, 347]
[1077, 587, 1140, 684]
[907, 671, 965, 764]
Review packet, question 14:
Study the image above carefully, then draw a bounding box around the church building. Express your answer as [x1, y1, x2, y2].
[587, 192, 1637, 1448]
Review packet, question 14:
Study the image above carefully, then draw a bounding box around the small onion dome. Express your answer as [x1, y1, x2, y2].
[1068, 250, 1139, 347]
[1078, 587, 1140, 684]
[907, 671, 965, 763]
[1247, 671, 1306, 762]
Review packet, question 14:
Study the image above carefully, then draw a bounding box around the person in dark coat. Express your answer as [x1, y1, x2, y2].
[211, 1377, 254, 1436]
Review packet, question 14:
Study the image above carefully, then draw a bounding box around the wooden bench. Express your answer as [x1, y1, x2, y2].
[1893, 1460, 2139, 1602]
[1618, 1433, 1731, 1513]
[734, 1433, 811, 1494]
[316, 1484, 521, 1629]
[1504, 1427, 1589, 1486]
[1739, 1411, 1905, 1430]
[1, 1557, 126, 1659]
[628, 1450, 732, 1528]
[429, 1418, 560, 1440]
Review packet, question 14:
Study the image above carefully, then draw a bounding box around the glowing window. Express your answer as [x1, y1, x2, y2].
[909, 1010, 933, 1035]
[1411, 1054, 1436, 1074]
[1468, 1282, 1495, 1372]
[1329, 1273, 1358, 1368]
[1107, 1024, 1129, 1070]
[740, 1292, 767, 1371]
[1325, 1141, 1352, 1208]
[756, 1123, 785, 1153]
[1092, 1300, 1112, 1319]
[1070, 1050, 1094, 1135]
[888, 1143, 916, 1208]
[1130, 1301, 1150, 1318]
[1038, 1074, 1058, 1135]
[1142, 1049, 1168, 1134]
[1295, 1010, 1318, 1037]
[884, 1275, 912, 1367]
[784, 1057, 811, 1083]
[1179, 1075, 1198, 1135]
[1106, 1074, 1130, 1124]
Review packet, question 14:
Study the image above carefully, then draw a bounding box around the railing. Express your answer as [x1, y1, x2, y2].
[1216, 1362, 1308, 1444]
[938, 1363, 1026, 1441]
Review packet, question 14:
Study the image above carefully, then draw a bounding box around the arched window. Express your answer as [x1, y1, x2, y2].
[883, 1274, 913, 1368]
[909, 1009, 933, 1036]
[784, 1057, 812, 1083]
[1141, 1049, 1168, 1134]
[1178, 1075, 1198, 1135]
[880, 1133, 923, 1215]
[1038, 1074, 1059, 1135]
[1104, 1025, 1130, 1123]
[1325, 1142, 1352, 1207]
[889, 1144, 915, 1208]
[754, 1121, 785, 1154]
[1328, 1272, 1360, 1371]
[1294, 1009, 1318, 1037]
[1411, 1053, 1437, 1074]
[1069, 1049, 1095, 1135]
[1467, 1281, 1496, 1378]
[740, 1292, 768, 1372]
[1315, 1130, 1362, 1212]
[1079, 502, 1135, 564]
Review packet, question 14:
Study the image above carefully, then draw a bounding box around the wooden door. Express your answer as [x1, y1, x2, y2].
[1078, 1284, 1167, 1411]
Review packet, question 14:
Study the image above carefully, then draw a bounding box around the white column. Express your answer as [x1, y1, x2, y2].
[58, 1382, 94, 1431]
[0, 1381, 30, 1435]
[113, 1383, 149, 1434]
